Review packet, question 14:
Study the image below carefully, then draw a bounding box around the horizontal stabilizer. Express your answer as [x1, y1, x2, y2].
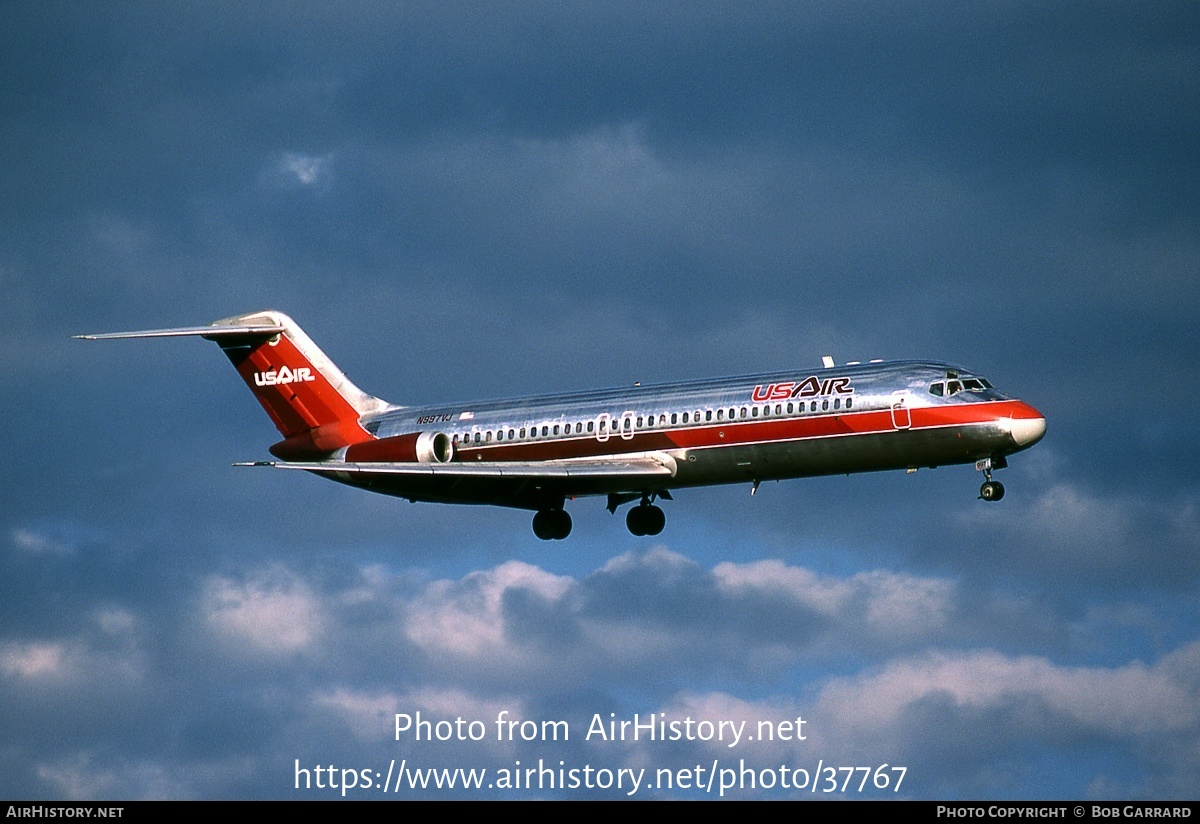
[75, 323, 284, 340]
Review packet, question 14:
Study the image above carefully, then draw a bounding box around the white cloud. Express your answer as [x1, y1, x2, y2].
[714, 559, 849, 615]
[1, 642, 67, 679]
[815, 646, 1200, 741]
[0, 638, 144, 689]
[279, 151, 329, 185]
[202, 565, 322, 655]
[11, 528, 73, 556]
[311, 686, 527, 757]
[405, 560, 572, 657]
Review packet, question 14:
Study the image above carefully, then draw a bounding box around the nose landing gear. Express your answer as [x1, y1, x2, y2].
[976, 456, 1006, 502]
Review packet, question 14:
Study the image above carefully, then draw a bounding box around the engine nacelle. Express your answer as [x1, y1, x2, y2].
[413, 431, 455, 463]
[344, 431, 455, 464]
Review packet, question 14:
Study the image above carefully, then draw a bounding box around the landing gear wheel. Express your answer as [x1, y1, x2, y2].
[626, 504, 665, 536]
[625, 507, 645, 536]
[979, 480, 1005, 502]
[532, 508, 572, 540]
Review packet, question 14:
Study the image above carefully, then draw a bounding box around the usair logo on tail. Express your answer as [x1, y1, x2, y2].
[253, 366, 315, 386]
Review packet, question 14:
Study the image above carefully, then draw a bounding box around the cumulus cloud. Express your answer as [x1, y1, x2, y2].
[406, 560, 572, 658]
[239, 549, 1049, 692]
[815, 648, 1199, 740]
[313, 686, 524, 747]
[625, 643, 1200, 797]
[202, 566, 322, 656]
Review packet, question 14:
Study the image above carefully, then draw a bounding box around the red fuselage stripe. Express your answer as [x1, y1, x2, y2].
[421, 399, 1039, 464]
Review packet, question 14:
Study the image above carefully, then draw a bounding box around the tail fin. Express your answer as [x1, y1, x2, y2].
[77, 310, 391, 459]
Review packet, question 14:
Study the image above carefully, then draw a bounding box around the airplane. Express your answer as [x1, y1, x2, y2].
[78, 310, 1046, 540]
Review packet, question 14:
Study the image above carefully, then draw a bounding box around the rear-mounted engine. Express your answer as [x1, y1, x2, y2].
[344, 431, 455, 464]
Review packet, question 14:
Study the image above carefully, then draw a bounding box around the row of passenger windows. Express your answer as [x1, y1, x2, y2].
[449, 397, 855, 446]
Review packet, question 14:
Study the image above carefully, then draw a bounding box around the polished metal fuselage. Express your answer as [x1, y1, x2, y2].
[343, 360, 1038, 508]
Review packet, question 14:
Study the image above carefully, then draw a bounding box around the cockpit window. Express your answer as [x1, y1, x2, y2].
[930, 376, 992, 397]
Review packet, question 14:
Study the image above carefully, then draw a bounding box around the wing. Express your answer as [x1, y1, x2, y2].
[235, 451, 678, 509]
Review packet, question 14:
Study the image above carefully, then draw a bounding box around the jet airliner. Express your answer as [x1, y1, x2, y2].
[79, 310, 1046, 539]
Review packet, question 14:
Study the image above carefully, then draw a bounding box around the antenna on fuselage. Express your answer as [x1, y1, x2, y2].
[821, 356, 835, 368]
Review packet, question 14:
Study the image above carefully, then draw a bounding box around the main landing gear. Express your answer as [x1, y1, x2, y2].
[532, 508, 572, 540]
[604, 492, 671, 537]
[626, 500, 666, 536]
[976, 456, 1006, 502]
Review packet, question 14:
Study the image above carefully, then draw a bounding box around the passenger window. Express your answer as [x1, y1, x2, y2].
[834, 398, 841, 410]
[717, 409, 724, 420]
[822, 400, 829, 411]
[787, 402, 794, 414]
[587, 421, 594, 433]
[682, 412, 689, 423]
[706, 410, 713, 422]
[474, 432, 481, 444]
[751, 407, 758, 418]
[740, 407, 747, 419]
[846, 398, 853, 409]
[810, 401, 817, 412]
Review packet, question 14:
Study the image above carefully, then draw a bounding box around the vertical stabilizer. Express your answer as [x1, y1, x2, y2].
[78, 310, 392, 459]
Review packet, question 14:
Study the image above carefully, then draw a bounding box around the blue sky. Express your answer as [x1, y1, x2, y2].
[2, 1, 1198, 799]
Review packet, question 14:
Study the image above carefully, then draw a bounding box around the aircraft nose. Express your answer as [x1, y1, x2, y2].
[1009, 408, 1046, 448]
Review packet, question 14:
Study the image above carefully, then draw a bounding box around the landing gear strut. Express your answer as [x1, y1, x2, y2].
[626, 497, 666, 536]
[532, 508, 572, 540]
[976, 457, 1005, 502]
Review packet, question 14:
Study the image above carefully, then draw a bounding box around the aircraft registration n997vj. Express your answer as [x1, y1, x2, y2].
[78, 310, 1046, 540]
